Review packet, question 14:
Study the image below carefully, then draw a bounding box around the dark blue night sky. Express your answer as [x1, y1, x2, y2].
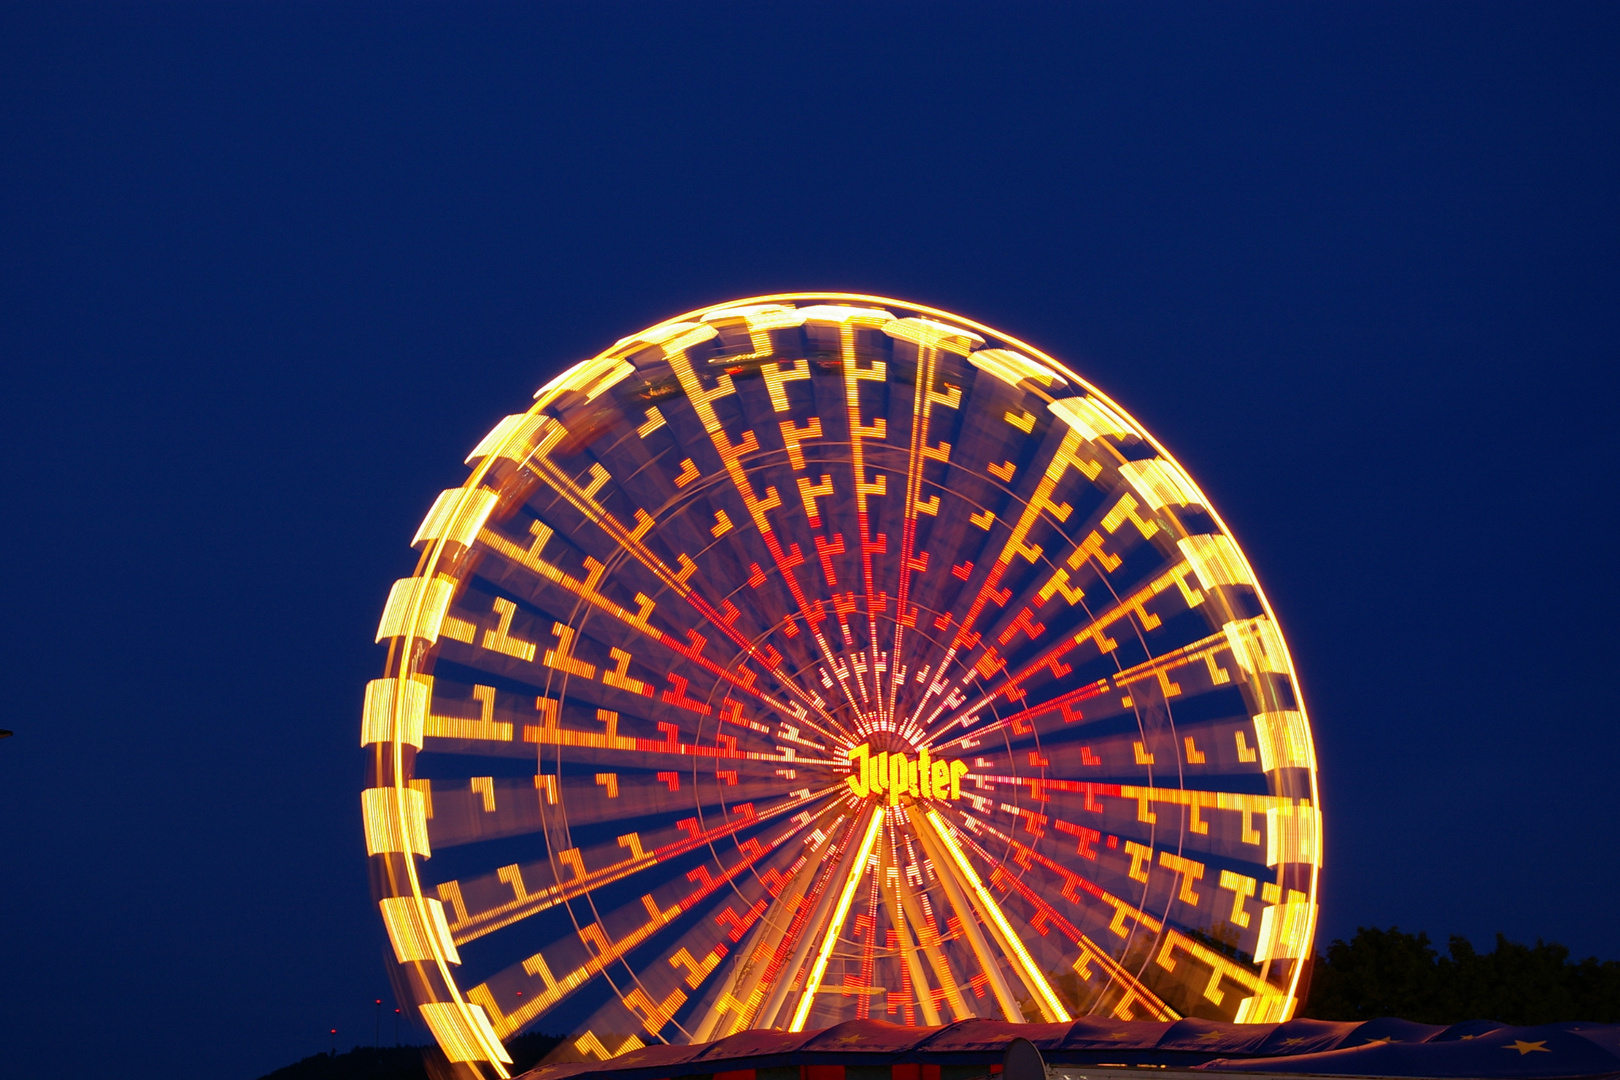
[1, 4, 1616, 1079]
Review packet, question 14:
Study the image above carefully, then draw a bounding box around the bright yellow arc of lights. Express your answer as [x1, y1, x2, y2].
[923, 809, 1073, 1023]
[787, 808, 885, 1032]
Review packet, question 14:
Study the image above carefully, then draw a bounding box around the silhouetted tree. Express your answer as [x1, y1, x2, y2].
[1304, 927, 1620, 1024]
[1305, 926, 1443, 1021]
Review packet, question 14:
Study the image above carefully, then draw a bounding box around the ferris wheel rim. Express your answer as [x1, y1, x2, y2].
[366, 293, 1323, 1075]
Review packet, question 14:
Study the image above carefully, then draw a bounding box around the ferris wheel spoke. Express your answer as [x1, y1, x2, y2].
[955, 808, 1281, 1016]
[461, 793, 831, 1041]
[922, 562, 1224, 748]
[904, 421, 1110, 723]
[958, 627, 1239, 748]
[657, 349, 874, 723]
[886, 335, 963, 732]
[953, 716, 1269, 809]
[567, 761, 868, 1049]
[890, 837, 975, 1020]
[675, 588, 857, 741]
[744, 808, 871, 1030]
[582, 828, 846, 1047]
[829, 320, 973, 731]
[925, 679, 1113, 753]
[419, 772, 705, 849]
[876, 818, 944, 1025]
[898, 806, 1024, 1021]
[964, 774, 1307, 868]
[719, 629, 868, 752]
[439, 783, 838, 947]
[414, 720, 835, 769]
[939, 813, 1180, 1020]
[783, 806, 884, 1030]
[965, 826, 1183, 1024]
[477, 470, 840, 736]
[978, 817, 1273, 1020]
[462, 861, 767, 1040]
[952, 822, 1159, 1016]
[516, 700, 839, 768]
[958, 477, 1170, 653]
[423, 771, 823, 850]
[687, 833, 829, 1041]
[911, 805, 1073, 1023]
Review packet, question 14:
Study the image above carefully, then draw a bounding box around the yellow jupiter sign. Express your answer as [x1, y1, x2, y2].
[845, 743, 970, 804]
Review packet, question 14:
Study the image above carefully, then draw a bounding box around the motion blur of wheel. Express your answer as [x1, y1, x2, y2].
[362, 294, 1322, 1078]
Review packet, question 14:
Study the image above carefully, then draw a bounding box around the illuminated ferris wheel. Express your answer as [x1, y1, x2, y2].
[362, 295, 1322, 1078]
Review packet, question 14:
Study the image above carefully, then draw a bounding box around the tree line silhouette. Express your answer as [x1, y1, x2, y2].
[1302, 927, 1620, 1025]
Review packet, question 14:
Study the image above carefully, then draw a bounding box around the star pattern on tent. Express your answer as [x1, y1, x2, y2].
[835, 1034, 867, 1045]
[1506, 1041, 1550, 1055]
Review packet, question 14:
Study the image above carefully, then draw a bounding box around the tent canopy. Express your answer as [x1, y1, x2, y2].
[524, 1018, 1620, 1080]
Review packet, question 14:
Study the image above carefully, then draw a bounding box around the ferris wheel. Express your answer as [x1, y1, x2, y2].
[362, 294, 1322, 1078]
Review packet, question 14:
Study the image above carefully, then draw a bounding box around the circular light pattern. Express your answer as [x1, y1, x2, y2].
[363, 294, 1322, 1078]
